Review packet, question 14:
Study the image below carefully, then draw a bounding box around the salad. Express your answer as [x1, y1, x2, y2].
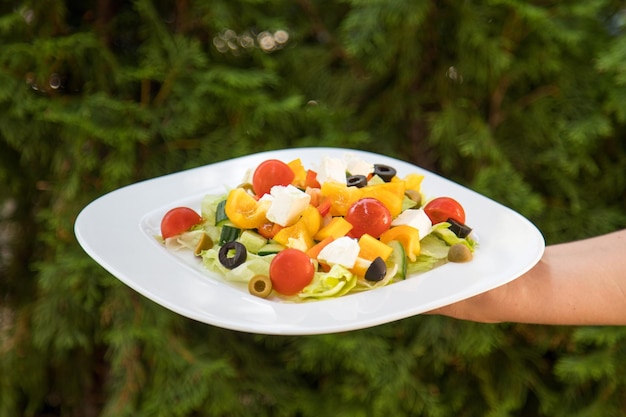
[159, 154, 477, 301]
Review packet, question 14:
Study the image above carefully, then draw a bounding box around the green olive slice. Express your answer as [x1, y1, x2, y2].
[248, 275, 272, 298]
[193, 232, 214, 256]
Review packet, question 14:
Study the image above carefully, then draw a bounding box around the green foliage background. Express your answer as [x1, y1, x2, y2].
[1, 0, 625, 416]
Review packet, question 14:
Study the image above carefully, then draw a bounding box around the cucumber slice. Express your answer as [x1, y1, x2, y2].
[367, 174, 385, 185]
[215, 200, 230, 226]
[238, 230, 268, 254]
[219, 225, 241, 245]
[386, 240, 407, 279]
[257, 243, 286, 256]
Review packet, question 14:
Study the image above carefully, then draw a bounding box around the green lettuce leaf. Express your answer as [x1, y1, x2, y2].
[299, 265, 357, 299]
[201, 247, 275, 283]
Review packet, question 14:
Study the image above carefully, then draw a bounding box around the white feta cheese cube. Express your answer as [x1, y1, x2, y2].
[391, 208, 433, 239]
[317, 236, 360, 269]
[315, 156, 347, 184]
[265, 185, 311, 227]
[343, 154, 374, 177]
[256, 193, 274, 212]
[241, 167, 254, 185]
[258, 193, 274, 203]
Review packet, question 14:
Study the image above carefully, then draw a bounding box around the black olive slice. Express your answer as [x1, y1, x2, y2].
[447, 218, 473, 238]
[346, 174, 368, 188]
[364, 257, 387, 282]
[218, 241, 247, 269]
[373, 164, 396, 182]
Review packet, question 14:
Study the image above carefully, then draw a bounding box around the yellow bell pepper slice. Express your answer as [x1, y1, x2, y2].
[299, 205, 322, 237]
[403, 173, 424, 193]
[224, 188, 270, 229]
[320, 182, 362, 216]
[357, 234, 393, 262]
[360, 181, 405, 217]
[288, 158, 307, 189]
[379, 225, 421, 261]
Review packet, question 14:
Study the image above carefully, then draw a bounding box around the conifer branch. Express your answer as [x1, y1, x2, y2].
[95, 0, 114, 45]
[296, 0, 366, 77]
[489, 75, 511, 129]
[517, 84, 560, 109]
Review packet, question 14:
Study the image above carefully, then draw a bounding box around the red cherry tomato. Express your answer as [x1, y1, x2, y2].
[269, 249, 315, 295]
[345, 198, 392, 239]
[252, 159, 295, 196]
[257, 221, 284, 239]
[160, 207, 202, 239]
[423, 197, 466, 224]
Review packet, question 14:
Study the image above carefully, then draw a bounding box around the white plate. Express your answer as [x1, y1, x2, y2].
[75, 147, 544, 335]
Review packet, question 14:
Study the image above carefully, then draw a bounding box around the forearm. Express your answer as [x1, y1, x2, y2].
[430, 229, 626, 325]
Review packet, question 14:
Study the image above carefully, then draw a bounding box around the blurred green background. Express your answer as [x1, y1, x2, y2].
[1, 0, 625, 416]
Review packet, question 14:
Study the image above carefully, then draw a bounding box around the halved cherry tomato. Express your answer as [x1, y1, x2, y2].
[160, 207, 202, 239]
[257, 221, 284, 239]
[269, 249, 315, 295]
[423, 197, 465, 224]
[345, 198, 392, 239]
[252, 159, 295, 196]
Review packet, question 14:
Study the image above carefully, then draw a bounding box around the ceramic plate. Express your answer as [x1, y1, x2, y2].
[75, 147, 544, 335]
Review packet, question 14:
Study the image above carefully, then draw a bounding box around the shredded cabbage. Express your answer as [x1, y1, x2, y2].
[164, 230, 206, 252]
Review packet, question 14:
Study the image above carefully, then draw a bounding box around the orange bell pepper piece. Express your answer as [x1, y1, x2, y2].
[257, 221, 284, 239]
[357, 234, 393, 262]
[316, 198, 332, 217]
[306, 236, 335, 259]
[305, 169, 321, 188]
[314, 217, 353, 241]
[273, 219, 315, 252]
